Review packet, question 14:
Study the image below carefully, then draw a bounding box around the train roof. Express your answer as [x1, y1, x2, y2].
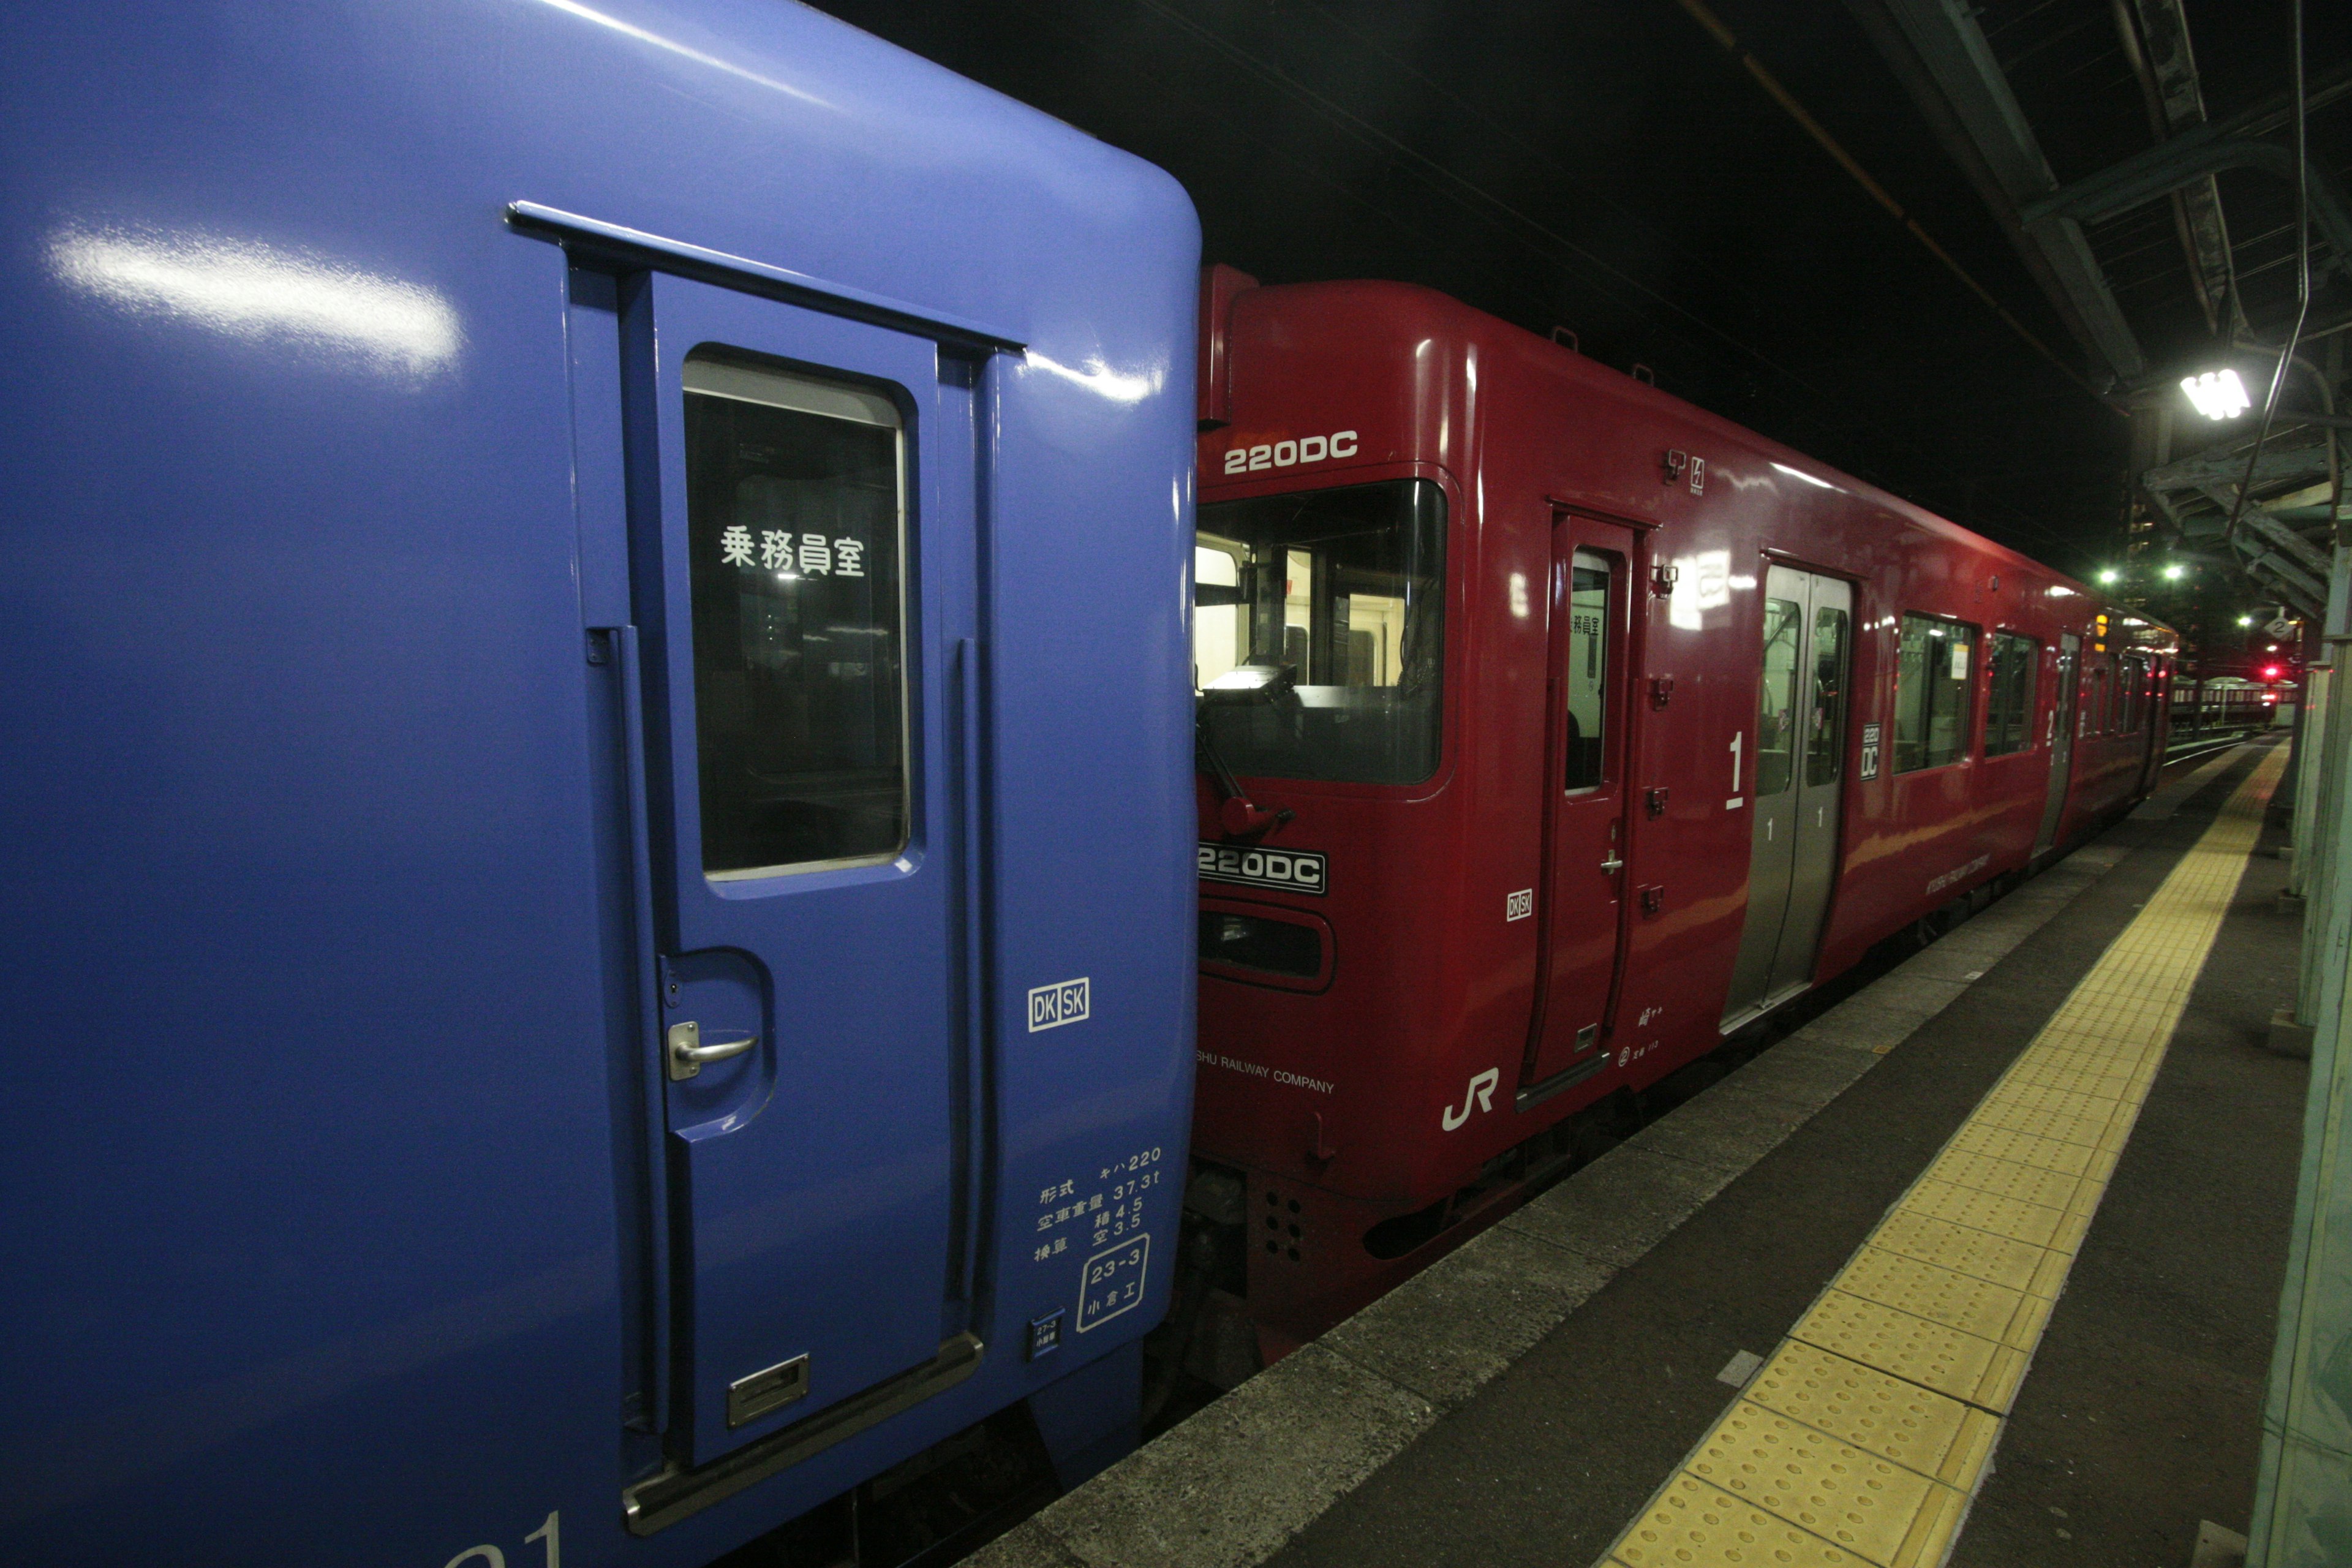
[1207, 275, 2171, 646]
[13, 1, 1200, 403]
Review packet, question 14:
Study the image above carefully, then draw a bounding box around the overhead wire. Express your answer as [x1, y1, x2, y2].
[1123, 0, 2104, 562]
[1125, 0, 1833, 390]
[1665, 0, 2113, 405]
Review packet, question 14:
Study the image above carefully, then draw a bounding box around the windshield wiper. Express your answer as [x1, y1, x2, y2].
[1196, 662, 1297, 838]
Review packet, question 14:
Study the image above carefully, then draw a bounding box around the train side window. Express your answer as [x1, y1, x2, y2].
[681, 353, 907, 878]
[1806, 604, 1849, 786]
[1894, 613, 1977, 772]
[1984, 633, 2037, 756]
[1755, 595, 1804, 796]
[1563, 551, 1610, 791]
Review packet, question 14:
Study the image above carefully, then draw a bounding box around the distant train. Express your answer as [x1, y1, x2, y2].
[1, 6, 1196, 1566]
[2175, 677, 2291, 734]
[1182, 270, 2175, 1358]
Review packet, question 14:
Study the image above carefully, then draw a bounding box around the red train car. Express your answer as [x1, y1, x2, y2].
[1186, 269, 2174, 1359]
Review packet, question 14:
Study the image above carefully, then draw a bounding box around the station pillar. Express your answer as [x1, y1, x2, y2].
[2248, 543, 2352, 1566]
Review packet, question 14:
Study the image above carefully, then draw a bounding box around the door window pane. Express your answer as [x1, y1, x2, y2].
[1564, 551, 1610, 791]
[1755, 597, 1803, 797]
[682, 354, 905, 878]
[1806, 605, 1849, 786]
[1985, 633, 2037, 756]
[1894, 613, 1978, 771]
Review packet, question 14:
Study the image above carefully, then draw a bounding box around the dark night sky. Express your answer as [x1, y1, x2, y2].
[807, 0, 2348, 581]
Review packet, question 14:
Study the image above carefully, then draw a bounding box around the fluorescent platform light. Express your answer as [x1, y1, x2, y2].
[2180, 369, 2250, 421]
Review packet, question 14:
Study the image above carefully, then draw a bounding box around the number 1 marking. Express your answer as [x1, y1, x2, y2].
[1726, 733, 1745, 810]
[526, 1513, 559, 1568]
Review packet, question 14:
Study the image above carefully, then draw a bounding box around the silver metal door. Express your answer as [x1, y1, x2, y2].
[1766, 579, 1851, 997]
[2034, 634, 2081, 854]
[1722, 565, 1809, 1026]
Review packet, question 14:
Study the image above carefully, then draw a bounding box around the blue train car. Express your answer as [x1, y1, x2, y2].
[0, 4, 1198, 1563]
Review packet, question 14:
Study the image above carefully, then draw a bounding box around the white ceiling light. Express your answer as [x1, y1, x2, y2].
[2180, 369, 2250, 421]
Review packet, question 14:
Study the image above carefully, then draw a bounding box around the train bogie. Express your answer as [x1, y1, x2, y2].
[1, 6, 1198, 1564]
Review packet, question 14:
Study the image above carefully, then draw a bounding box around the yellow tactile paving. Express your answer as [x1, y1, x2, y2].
[1611, 1473, 1867, 1567]
[1832, 1245, 2054, 1350]
[1943, 1121, 2101, 1177]
[1792, 1291, 2029, 1412]
[1920, 1148, 2093, 1213]
[1597, 745, 2285, 1568]
[1743, 1341, 2001, 1488]
[1868, 1208, 2066, 1297]
[1969, 1094, 2126, 1150]
[1685, 1401, 1955, 1563]
[1997, 1061, 2137, 1099]
[1896, 1178, 2071, 1251]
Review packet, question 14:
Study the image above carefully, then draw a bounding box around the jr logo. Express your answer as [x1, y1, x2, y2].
[1441, 1068, 1501, 1131]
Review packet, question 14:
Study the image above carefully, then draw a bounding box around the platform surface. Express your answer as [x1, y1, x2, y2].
[971, 739, 2307, 1568]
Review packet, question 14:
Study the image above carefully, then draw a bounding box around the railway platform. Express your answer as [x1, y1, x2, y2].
[968, 736, 2307, 1568]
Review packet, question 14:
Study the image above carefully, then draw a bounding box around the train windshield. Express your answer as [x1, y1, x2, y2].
[1194, 478, 1446, 785]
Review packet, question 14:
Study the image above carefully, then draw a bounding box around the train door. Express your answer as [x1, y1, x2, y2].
[2034, 633, 2081, 854]
[1766, 577, 1852, 997]
[621, 274, 971, 1471]
[2142, 657, 2171, 791]
[1520, 515, 1637, 1095]
[1722, 566, 1850, 1027]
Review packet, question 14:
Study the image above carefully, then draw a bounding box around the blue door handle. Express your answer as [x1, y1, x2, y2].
[667, 1021, 758, 1081]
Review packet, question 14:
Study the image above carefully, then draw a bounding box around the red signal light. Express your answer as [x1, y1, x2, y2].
[2263, 665, 2283, 681]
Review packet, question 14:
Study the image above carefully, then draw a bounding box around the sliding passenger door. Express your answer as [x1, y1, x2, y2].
[1766, 578, 1850, 997]
[1521, 516, 1637, 1095]
[620, 273, 971, 1473]
[2034, 633, 2080, 855]
[1722, 566, 1850, 1027]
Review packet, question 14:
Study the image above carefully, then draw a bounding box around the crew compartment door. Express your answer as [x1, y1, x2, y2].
[624, 274, 969, 1470]
[1520, 517, 1637, 1096]
[2034, 634, 2081, 854]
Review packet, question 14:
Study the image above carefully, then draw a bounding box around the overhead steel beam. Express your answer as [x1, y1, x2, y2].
[2203, 53, 2352, 145]
[2021, 133, 2352, 285]
[2144, 436, 2335, 496]
[2190, 491, 2334, 576]
[2119, 0, 2244, 337]
[1863, 0, 2146, 384]
[2243, 549, 2328, 617]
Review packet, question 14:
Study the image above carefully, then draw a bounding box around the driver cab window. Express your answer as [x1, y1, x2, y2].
[1193, 479, 1445, 785]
